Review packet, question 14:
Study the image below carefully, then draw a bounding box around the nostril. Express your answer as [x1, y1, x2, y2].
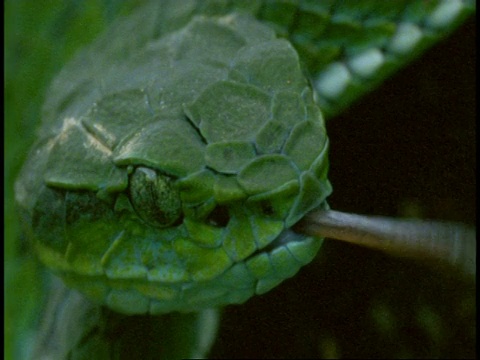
[206, 205, 230, 227]
[260, 201, 275, 217]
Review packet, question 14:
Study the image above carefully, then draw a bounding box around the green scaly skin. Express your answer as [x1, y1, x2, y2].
[16, 13, 331, 315]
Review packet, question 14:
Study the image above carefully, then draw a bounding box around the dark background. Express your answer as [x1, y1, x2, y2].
[210, 17, 475, 359]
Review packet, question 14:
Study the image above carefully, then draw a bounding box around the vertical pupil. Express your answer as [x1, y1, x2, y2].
[128, 167, 182, 227]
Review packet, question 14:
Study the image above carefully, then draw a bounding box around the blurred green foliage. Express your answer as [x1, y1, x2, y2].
[4, 2, 143, 359]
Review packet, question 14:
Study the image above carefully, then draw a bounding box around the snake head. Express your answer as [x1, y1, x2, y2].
[15, 13, 331, 314]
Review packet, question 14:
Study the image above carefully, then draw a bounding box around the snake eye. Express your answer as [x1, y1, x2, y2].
[128, 167, 182, 228]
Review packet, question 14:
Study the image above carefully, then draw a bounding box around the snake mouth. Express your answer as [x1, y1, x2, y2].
[244, 226, 311, 264]
[268, 227, 304, 250]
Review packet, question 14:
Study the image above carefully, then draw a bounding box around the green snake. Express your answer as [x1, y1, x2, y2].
[11, 0, 475, 358]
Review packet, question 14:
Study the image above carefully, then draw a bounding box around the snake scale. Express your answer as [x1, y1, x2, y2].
[9, 0, 475, 358]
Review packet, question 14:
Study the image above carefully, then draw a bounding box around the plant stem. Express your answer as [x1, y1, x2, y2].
[294, 209, 476, 277]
